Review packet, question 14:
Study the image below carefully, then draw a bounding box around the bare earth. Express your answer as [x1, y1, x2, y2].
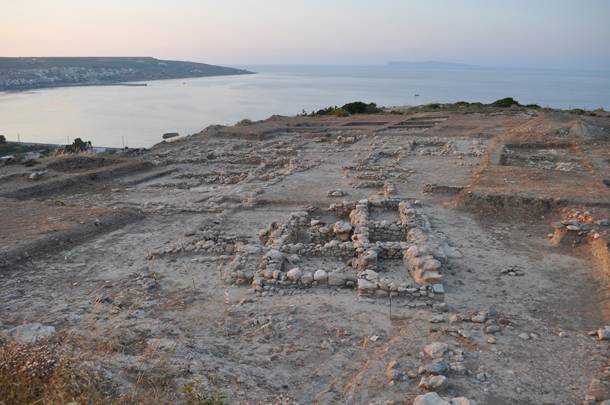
[1, 105, 609, 404]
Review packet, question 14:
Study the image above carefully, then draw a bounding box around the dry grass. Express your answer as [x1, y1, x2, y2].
[0, 340, 108, 405]
[0, 336, 226, 405]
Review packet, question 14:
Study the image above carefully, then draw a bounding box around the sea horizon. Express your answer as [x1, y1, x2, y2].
[1, 63, 609, 148]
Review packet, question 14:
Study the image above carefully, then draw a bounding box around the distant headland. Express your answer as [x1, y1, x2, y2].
[0, 57, 254, 91]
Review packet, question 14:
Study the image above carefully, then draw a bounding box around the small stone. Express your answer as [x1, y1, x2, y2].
[450, 397, 477, 405]
[448, 314, 462, 324]
[28, 170, 47, 181]
[385, 361, 403, 383]
[424, 360, 449, 375]
[313, 269, 328, 283]
[300, 271, 314, 285]
[487, 337, 497, 344]
[385, 368, 403, 383]
[424, 259, 442, 272]
[518, 333, 530, 340]
[484, 325, 501, 334]
[430, 315, 446, 323]
[458, 329, 471, 339]
[333, 221, 353, 239]
[358, 278, 377, 291]
[433, 303, 448, 312]
[328, 189, 346, 197]
[449, 362, 467, 374]
[432, 284, 445, 294]
[363, 269, 379, 281]
[471, 312, 487, 323]
[286, 267, 303, 281]
[413, 393, 451, 405]
[328, 271, 347, 286]
[424, 342, 449, 359]
[418, 375, 448, 390]
[597, 327, 610, 340]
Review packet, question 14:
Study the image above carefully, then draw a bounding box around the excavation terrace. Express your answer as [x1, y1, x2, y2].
[1, 105, 610, 404]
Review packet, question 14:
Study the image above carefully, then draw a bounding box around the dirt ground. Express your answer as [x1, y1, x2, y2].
[0, 105, 609, 404]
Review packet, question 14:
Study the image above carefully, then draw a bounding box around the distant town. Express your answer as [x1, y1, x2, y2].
[0, 57, 253, 91]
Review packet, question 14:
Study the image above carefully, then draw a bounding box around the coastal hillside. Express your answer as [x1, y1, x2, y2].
[0, 57, 253, 91]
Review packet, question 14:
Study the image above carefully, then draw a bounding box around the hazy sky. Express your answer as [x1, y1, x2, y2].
[2, 0, 609, 69]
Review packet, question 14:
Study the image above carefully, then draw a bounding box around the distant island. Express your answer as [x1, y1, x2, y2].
[386, 60, 480, 69]
[0, 57, 254, 91]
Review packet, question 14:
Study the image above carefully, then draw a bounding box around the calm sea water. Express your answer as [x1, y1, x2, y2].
[1, 65, 609, 148]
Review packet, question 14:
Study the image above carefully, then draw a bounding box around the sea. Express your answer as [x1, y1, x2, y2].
[1, 64, 609, 148]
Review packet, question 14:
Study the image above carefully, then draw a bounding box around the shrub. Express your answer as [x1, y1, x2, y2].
[65, 138, 92, 153]
[570, 108, 586, 115]
[236, 118, 253, 126]
[312, 106, 338, 116]
[525, 104, 541, 109]
[310, 101, 382, 116]
[0, 135, 5, 144]
[332, 107, 350, 117]
[341, 101, 382, 114]
[492, 97, 520, 108]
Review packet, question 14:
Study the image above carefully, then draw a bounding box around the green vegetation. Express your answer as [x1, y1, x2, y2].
[65, 138, 92, 153]
[491, 97, 521, 108]
[341, 101, 382, 114]
[0, 135, 5, 144]
[401, 98, 551, 114]
[310, 101, 382, 116]
[235, 118, 254, 126]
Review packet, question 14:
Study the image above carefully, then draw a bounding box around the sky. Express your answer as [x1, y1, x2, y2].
[1, 0, 609, 69]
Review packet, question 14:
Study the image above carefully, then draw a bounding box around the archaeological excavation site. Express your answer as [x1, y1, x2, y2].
[1, 103, 609, 404]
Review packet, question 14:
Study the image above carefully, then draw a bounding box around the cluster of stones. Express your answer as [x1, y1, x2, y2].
[429, 309, 508, 346]
[583, 325, 610, 404]
[152, 136, 319, 189]
[399, 201, 446, 285]
[550, 208, 610, 277]
[550, 208, 609, 238]
[147, 228, 239, 259]
[406, 138, 455, 156]
[342, 149, 413, 190]
[250, 196, 447, 299]
[385, 340, 475, 404]
[413, 393, 476, 405]
[175, 169, 250, 185]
